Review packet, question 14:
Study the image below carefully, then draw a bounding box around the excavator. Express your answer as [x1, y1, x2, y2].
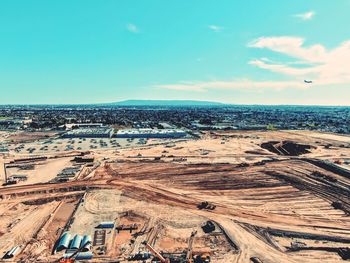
[58, 241, 91, 263]
[142, 241, 170, 263]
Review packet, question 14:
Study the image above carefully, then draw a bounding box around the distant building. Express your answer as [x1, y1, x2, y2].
[65, 123, 104, 130]
[0, 117, 32, 130]
[0, 145, 9, 152]
[115, 128, 187, 138]
[191, 121, 237, 130]
[159, 122, 175, 129]
[62, 127, 113, 138]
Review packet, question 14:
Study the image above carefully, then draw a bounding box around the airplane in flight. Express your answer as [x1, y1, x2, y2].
[304, 80, 313, 84]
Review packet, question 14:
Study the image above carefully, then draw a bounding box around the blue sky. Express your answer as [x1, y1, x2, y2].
[1, 0, 350, 105]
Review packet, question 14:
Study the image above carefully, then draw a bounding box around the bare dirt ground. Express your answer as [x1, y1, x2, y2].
[5, 157, 74, 185]
[20, 199, 79, 262]
[0, 201, 59, 258]
[5, 131, 60, 144]
[1, 130, 350, 262]
[0, 156, 5, 184]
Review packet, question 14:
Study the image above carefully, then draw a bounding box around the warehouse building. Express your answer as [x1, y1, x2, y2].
[65, 123, 104, 129]
[115, 128, 187, 138]
[62, 127, 113, 138]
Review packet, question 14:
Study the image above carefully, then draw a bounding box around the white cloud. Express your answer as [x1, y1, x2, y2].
[208, 25, 223, 32]
[248, 59, 318, 76]
[248, 36, 327, 63]
[156, 36, 350, 92]
[294, 11, 315, 20]
[127, 23, 139, 33]
[156, 79, 305, 92]
[249, 36, 350, 85]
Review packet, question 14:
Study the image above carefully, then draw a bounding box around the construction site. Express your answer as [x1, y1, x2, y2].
[1, 130, 350, 262]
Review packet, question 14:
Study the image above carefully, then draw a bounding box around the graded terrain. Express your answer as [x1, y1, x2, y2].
[1, 130, 350, 262]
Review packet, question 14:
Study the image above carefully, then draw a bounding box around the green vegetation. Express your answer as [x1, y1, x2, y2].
[267, 124, 276, 130]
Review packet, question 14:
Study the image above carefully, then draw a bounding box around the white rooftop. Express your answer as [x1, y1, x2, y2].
[117, 128, 185, 135]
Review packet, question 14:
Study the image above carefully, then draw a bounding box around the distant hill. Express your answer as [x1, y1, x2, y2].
[108, 100, 225, 107]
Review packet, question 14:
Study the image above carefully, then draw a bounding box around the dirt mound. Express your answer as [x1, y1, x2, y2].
[261, 141, 315, 156]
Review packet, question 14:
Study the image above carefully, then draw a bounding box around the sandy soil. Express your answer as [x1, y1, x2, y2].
[0, 201, 59, 257]
[68, 189, 121, 236]
[113, 130, 350, 169]
[5, 131, 60, 144]
[1, 130, 350, 262]
[20, 199, 79, 262]
[0, 156, 5, 184]
[6, 157, 74, 185]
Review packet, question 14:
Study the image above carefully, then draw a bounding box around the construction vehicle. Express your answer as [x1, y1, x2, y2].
[142, 241, 170, 263]
[201, 221, 215, 233]
[197, 201, 216, 210]
[58, 241, 91, 263]
[332, 201, 344, 210]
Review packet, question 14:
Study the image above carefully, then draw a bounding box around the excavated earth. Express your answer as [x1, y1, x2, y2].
[1, 130, 350, 262]
[1, 158, 350, 262]
[261, 141, 316, 156]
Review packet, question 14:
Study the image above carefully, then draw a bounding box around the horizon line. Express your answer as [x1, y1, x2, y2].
[0, 100, 350, 107]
